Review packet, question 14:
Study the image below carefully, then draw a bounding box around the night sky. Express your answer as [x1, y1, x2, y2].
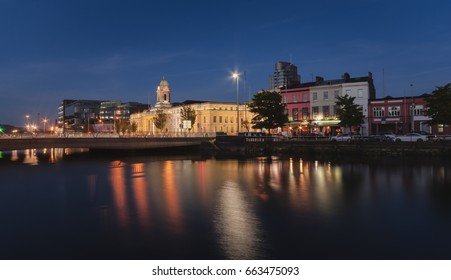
[1, 0, 450, 126]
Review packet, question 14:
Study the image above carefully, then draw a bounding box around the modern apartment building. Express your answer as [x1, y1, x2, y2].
[57, 99, 147, 133]
[270, 61, 301, 90]
[57, 99, 105, 133]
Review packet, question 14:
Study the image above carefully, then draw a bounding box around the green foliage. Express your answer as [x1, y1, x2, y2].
[335, 94, 364, 129]
[114, 119, 138, 134]
[248, 90, 288, 130]
[153, 109, 167, 131]
[130, 122, 138, 133]
[180, 105, 196, 130]
[425, 83, 451, 125]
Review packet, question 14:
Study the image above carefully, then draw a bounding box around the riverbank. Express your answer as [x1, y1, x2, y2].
[212, 136, 451, 159]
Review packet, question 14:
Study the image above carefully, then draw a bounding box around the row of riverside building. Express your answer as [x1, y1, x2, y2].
[56, 61, 450, 136]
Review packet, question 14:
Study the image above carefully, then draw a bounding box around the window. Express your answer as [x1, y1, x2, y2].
[323, 91, 329, 100]
[292, 108, 299, 120]
[213, 116, 217, 123]
[345, 89, 351, 96]
[283, 96, 287, 103]
[323, 106, 330, 118]
[312, 92, 318, 101]
[388, 106, 400, 117]
[357, 89, 363, 98]
[334, 90, 339, 98]
[373, 107, 385, 117]
[312, 106, 319, 118]
[301, 108, 309, 119]
[412, 105, 424, 116]
[302, 93, 308, 101]
[219, 116, 222, 123]
[292, 95, 297, 103]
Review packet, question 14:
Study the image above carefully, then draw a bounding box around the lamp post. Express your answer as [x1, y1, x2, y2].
[42, 118, 48, 136]
[25, 115, 30, 132]
[232, 72, 240, 134]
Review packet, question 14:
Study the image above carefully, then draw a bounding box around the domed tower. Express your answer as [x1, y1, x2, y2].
[155, 79, 171, 108]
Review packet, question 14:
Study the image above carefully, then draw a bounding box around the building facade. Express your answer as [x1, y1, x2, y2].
[130, 80, 254, 136]
[281, 72, 375, 136]
[57, 99, 106, 133]
[57, 99, 147, 133]
[368, 95, 437, 135]
[270, 61, 301, 90]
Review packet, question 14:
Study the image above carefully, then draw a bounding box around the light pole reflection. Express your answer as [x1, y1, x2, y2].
[214, 181, 263, 259]
[110, 161, 129, 227]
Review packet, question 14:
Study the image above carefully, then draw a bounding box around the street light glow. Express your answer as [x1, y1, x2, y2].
[231, 71, 240, 134]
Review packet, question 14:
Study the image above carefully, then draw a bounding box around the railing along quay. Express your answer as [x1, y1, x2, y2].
[0, 135, 214, 151]
[214, 135, 451, 158]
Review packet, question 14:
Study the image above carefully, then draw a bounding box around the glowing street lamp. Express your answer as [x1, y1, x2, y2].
[42, 118, 48, 135]
[232, 72, 240, 134]
[25, 115, 30, 131]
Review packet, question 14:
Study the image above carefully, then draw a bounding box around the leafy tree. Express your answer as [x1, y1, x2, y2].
[115, 119, 131, 134]
[180, 105, 196, 131]
[153, 109, 167, 132]
[248, 90, 288, 131]
[241, 119, 251, 132]
[425, 83, 451, 125]
[335, 94, 364, 131]
[129, 122, 138, 133]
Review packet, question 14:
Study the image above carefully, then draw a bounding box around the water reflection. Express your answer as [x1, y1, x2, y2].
[23, 149, 38, 165]
[215, 180, 263, 259]
[110, 160, 128, 227]
[0, 151, 450, 259]
[131, 163, 151, 230]
[162, 161, 183, 234]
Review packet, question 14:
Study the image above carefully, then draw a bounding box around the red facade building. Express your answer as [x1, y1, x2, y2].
[368, 94, 450, 135]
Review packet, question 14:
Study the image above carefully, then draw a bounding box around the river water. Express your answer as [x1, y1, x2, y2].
[0, 148, 450, 260]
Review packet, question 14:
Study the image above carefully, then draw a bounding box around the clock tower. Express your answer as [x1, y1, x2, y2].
[155, 79, 171, 108]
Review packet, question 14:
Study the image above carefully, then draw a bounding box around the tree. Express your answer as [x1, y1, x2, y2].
[153, 109, 167, 133]
[248, 90, 288, 131]
[335, 94, 364, 132]
[241, 119, 251, 132]
[180, 105, 196, 131]
[425, 83, 451, 125]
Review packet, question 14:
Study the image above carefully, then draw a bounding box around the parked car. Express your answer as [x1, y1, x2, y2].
[330, 133, 352, 142]
[395, 133, 428, 142]
[437, 134, 451, 141]
[365, 135, 385, 142]
[413, 131, 437, 141]
[378, 132, 396, 141]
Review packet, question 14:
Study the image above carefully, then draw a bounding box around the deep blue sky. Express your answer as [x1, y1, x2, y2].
[1, 0, 450, 126]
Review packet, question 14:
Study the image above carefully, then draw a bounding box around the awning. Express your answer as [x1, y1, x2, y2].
[311, 119, 340, 126]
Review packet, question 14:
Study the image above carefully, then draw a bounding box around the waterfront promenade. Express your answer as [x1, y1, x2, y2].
[0, 134, 213, 151]
[1, 134, 450, 157]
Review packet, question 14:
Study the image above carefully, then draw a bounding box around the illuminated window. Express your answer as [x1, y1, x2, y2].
[323, 106, 330, 118]
[312, 106, 319, 118]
